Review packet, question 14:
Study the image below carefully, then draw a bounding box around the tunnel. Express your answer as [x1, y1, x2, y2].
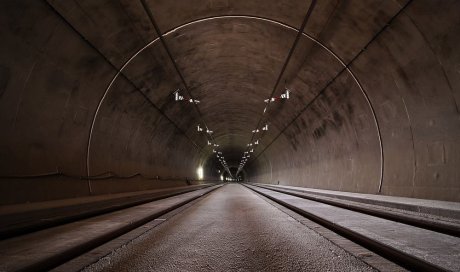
[1, 1, 460, 271]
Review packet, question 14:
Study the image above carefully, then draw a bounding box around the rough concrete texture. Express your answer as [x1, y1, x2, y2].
[250, 186, 460, 271]
[258, 183, 460, 220]
[0, 0, 459, 203]
[0, 186, 219, 271]
[84, 184, 375, 272]
[0, 184, 212, 236]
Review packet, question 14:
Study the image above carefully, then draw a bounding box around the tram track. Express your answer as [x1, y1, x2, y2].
[245, 183, 460, 272]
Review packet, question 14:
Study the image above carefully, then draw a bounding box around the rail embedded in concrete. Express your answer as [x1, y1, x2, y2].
[0, 185, 222, 272]
[249, 183, 460, 238]
[255, 183, 460, 220]
[245, 184, 460, 272]
[0, 184, 216, 239]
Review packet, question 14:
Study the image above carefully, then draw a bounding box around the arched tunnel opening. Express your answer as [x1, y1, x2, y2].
[0, 1, 460, 271]
[1, 0, 459, 204]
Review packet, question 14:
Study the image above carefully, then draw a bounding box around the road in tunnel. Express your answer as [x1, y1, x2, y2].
[0, 0, 459, 204]
[2, 1, 460, 271]
[81, 183, 376, 272]
[1, 181, 459, 271]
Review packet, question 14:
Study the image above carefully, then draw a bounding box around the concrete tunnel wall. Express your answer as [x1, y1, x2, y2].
[0, 0, 459, 204]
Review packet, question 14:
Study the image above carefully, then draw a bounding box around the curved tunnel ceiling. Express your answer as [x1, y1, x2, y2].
[1, 0, 459, 202]
[75, 0, 387, 168]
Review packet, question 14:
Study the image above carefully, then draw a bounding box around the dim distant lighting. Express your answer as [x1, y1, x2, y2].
[197, 166, 203, 180]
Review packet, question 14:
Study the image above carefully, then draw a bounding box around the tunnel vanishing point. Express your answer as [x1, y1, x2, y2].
[0, 1, 460, 271]
[1, 0, 459, 203]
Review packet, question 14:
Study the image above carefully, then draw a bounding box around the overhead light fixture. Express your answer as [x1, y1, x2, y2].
[174, 90, 184, 101]
[281, 88, 290, 99]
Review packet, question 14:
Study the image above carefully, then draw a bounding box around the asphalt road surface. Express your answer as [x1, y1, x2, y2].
[84, 184, 375, 272]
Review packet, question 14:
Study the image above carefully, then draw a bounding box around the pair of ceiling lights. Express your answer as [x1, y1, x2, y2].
[174, 89, 200, 104]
